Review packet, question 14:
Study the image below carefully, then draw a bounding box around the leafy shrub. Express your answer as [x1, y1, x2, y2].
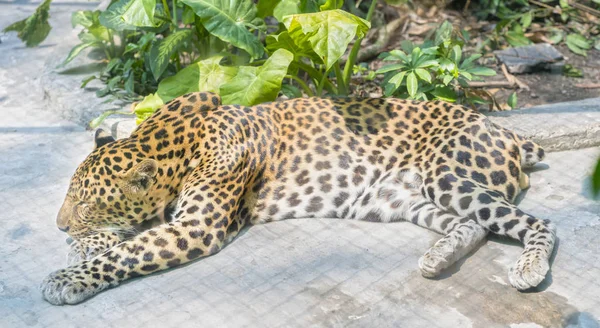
[4, 0, 381, 125]
[377, 21, 496, 105]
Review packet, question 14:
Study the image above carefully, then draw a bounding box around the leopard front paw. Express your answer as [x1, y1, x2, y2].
[40, 267, 110, 305]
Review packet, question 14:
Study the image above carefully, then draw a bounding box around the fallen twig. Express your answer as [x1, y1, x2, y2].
[575, 83, 600, 89]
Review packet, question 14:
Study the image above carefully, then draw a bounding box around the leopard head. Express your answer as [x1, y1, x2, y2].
[56, 129, 161, 240]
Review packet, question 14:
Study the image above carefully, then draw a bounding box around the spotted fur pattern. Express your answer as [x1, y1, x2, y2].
[41, 92, 554, 305]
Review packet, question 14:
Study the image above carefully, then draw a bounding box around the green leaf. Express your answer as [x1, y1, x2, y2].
[507, 92, 518, 109]
[460, 54, 482, 69]
[592, 158, 600, 198]
[434, 21, 453, 45]
[442, 74, 453, 86]
[406, 71, 418, 98]
[283, 9, 370, 70]
[566, 34, 591, 56]
[60, 41, 100, 67]
[180, 0, 265, 58]
[505, 30, 531, 47]
[71, 10, 96, 28]
[389, 71, 406, 88]
[266, 31, 321, 62]
[431, 86, 457, 102]
[320, 0, 343, 11]
[451, 45, 462, 63]
[149, 30, 191, 80]
[80, 75, 97, 88]
[134, 93, 165, 121]
[124, 73, 135, 94]
[281, 84, 302, 98]
[157, 55, 238, 101]
[2, 0, 52, 47]
[439, 58, 456, 72]
[520, 11, 532, 29]
[563, 64, 583, 78]
[120, 0, 159, 27]
[273, 0, 300, 21]
[414, 68, 432, 83]
[467, 66, 496, 76]
[257, 0, 280, 18]
[99, 0, 137, 31]
[548, 31, 564, 44]
[220, 49, 294, 106]
[375, 64, 406, 74]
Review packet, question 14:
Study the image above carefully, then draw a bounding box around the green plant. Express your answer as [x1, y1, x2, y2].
[377, 21, 496, 105]
[593, 158, 600, 198]
[472, 0, 600, 57]
[5, 0, 380, 125]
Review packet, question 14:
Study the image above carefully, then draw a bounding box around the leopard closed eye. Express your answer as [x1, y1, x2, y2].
[40, 92, 554, 305]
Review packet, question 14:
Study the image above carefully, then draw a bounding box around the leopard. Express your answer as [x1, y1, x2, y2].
[41, 92, 555, 305]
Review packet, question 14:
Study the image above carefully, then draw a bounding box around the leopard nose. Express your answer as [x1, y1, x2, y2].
[58, 225, 70, 232]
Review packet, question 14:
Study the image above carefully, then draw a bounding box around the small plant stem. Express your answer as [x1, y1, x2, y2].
[294, 61, 336, 94]
[172, 0, 177, 24]
[107, 29, 116, 58]
[162, 0, 172, 24]
[316, 70, 329, 96]
[333, 63, 347, 95]
[286, 75, 314, 97]
[342, 0, 378, 92]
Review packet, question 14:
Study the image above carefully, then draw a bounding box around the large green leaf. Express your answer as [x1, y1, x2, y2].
[149, 30, 191, 80]
[273, 0, 301, 21]
[282, 9, 370, 70]
[266, 31, 321, 62]
[180, 0, 265, 58]
[156, 55, 238, 101]
[2, 0, 52, 47]
[220, 49, 293, 106]
[99, 0, 137, 31]
[121, 0, 158, 27]
[257, 0, 281, 18]
[566, 34, 591, 57]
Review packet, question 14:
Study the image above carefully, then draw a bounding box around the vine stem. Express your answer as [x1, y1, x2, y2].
[286, 75, 314, 97]
[342, 0, 378, 93]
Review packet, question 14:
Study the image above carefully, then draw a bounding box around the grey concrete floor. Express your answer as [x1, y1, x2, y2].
[2, 1, 600, 328]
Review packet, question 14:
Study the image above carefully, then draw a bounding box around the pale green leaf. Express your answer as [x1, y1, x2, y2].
[320, 0, 343, 11]
[507, 92, 518, 109]
[120, 0, 158, 27]
[389, 70, 406, 88]
[406, 71, 418, 98]
[466, 66, 496, 76]
[156, 55, 238, 101]
[220, 49, 293, 106]
[283, 9, 370, 70]
[414, 68, 432, 83]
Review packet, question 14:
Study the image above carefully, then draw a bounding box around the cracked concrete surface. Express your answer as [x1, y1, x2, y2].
[2, 1, 600, 327]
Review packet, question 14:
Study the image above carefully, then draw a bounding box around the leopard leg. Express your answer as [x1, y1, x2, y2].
[67, 232, 122, 265]
[41, 156, 250, 305]
[424, 176, 556, 290]
[353, 169, 488, 278]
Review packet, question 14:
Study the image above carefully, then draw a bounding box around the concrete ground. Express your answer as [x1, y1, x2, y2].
[2, 1, 600, 327]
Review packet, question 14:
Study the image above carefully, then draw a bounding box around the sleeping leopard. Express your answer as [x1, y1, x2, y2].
[41, 92, 554, 305]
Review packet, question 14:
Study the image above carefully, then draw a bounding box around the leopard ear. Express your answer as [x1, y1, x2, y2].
[94, 129, 115, 149]
[121, 159, 158, 197]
